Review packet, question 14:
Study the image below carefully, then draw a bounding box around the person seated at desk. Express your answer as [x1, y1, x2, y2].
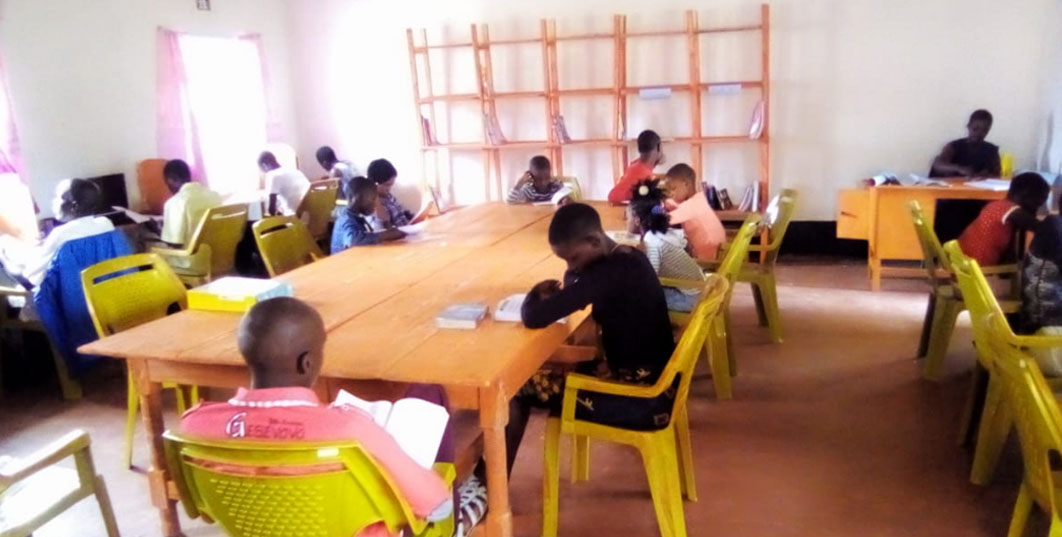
[929, 109, 1002, 178]
[316, 145, 360, 197]
[158, 159, 222, 247]
[506, 155, 565, 204]
[179, 297, 457, 537]
[368, 158, 415, 228]
[608, 130, 665, 204]
[664, 163, 725, 262]
[331, 176, 406, 254]
[958, 172, 1048, 266]
[258, 151, 310, 216]
[0, 178, 113, 288]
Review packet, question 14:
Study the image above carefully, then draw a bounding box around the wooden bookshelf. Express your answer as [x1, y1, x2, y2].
[407, 5, 771, 208]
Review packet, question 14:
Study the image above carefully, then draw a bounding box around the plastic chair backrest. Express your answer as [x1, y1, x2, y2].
[985, 329, 1062, 513]
[909, 200, 952, 286]
[296, 179, 339, 240]
[137, 158, 172, 215]
[186, 204, 249, 279]
[665, 275, 728, 412]
[252, 216, 325, 277]
[716, 215, 762, 296]
[162, 432, 427, 537]
[759, 189, 797, 265]
[944, 240, 1011, 363]
[81, 253, 187, 337]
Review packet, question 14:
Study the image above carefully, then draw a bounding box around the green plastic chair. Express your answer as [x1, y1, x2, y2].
[81, 253, 198, 469]
[252, 216, 325, 277]
[152, 203, 249, 287]
[163, 432, 455, 537]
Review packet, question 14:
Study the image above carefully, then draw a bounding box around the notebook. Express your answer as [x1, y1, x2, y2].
[532, 186, 575, 206]
[436, 303, 488, 329]
[333, 390, 450, 469]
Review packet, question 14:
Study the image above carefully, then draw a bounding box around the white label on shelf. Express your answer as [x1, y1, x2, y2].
[638, 87, 672, 100]
[708, 83, 742, 95]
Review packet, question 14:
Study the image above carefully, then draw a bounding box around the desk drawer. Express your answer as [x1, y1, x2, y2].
[836, 189, 869, 240]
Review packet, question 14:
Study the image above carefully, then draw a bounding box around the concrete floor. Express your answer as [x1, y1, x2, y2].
[0, 257, 1038, 537]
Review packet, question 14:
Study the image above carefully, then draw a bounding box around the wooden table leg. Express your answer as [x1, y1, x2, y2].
[131, 359, 183, 537]
[481, 386, 513, 537]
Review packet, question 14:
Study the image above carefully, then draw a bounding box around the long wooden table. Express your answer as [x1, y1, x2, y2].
[80, 202, 628, 537]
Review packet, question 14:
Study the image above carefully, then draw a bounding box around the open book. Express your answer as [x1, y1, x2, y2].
[333, 390, 450, 469]
[532, 186, 574, 207]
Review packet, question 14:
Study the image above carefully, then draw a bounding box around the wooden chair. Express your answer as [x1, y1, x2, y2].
[910, 201, 1018, 380]
[252, 216, 325, 277]
[136, 158, 171, 215]
[81, 253, 197, 469]
[163, 431, 455, 537]
[151, 204, 249, 287]
[296, 179, 339, 248]
[542, 275, 728, 537]
[0, 429, 120, 537]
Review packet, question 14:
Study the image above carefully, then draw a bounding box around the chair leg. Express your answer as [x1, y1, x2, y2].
[724, 309, 736, 376]
[922, 297, 962, 381]
[659, 435, 688, 537]
[755, 275, 783, 344]
[916, 293, 937, 358]
[1049, 512, 1062, 537]
[125, 369, 139, 470]
[542, 418, 562, 537]
[571, 435, 590, 483]
[94, 475, 123, 537]
[751, 281, 768, 328]
[673, 408, 697, 501]
[1007, 482, 1034, 537]
[970, 375, 1012, 486]
[707, 318, 733, 400]
[49, 340, 82, 400]
[638, 438, 676, 537]
[173, 383, 189, 415]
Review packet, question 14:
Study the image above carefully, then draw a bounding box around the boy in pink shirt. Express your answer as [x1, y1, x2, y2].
[179, 297, 460, 537]
[664, 163, 726, 261]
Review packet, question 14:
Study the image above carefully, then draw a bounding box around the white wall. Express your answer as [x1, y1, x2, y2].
[1037, 0, 1062, 175]
[286, 0, 1058, 220]
[0, 0, 296, 215]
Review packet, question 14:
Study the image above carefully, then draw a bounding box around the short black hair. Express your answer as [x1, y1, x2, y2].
[637, 130, 661, 154]
[163, 159, 191, 184]
[548, 203, 603, 245]
[969, 109, 993, 125]
[315, 146, 337, 165]
[66, 178, 103, 218]
[665, 163, 696, 186]
[258, 151, 280, 170]
[238, 296, 324, 373]
[367, 158, 398, 184]
[1009, 171, 1049, 207]
[630, 179, 670, 234]
[530, 155, 551, 170]
[349, 176, 377, 199]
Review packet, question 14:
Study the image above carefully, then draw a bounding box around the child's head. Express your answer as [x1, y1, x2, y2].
[630, 179, 670, 236]
[637, 130, 663, 164]
[163, 159, 192, 194]
[548, 203, 609, 273]
[257, 151, 281, 173]
[315, 145, 338, 171]
[367, 159, 398, 195]
[664, 163, 698, 203]
[349, 176, 379, 216]
[1008, 172, 1050, 212]
[967, 109, 993, 143]
[54, 178, 102, 222]
[238, 297, 326, 389]
[529, 155, 553, 188]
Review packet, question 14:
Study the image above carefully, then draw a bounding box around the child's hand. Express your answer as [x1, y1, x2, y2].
[516, 171, 533, 186]
[530, 279, 562, 300]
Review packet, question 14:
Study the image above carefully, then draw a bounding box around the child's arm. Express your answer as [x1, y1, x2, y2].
[506, 172, 533, 204]
[1005, 207, 1040, 231]
[375, 228, 407, 242]
[522, 270, 608, 328]
[931, 143, 971, 177]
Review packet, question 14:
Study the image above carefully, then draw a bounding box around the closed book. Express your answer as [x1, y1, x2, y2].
[436, 303, 488, 330]
[188, 277, 294, 313]
[718, 189, 734, 210]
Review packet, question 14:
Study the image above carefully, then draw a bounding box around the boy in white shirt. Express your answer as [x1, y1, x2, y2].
[258, 151, 311, 216]
[159, 159, 222, 247]
[315, 145, 360, 197]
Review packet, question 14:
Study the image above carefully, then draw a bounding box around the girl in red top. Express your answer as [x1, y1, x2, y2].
[608, 130, 665, 204]
[957, 172, 1049, 266]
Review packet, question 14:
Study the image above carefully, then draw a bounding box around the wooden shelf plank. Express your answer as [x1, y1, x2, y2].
[492, 90, 548, 99]
[418, 93, 480, 104]
[556, 88, 615, 96]
[554, 33, 615, 42]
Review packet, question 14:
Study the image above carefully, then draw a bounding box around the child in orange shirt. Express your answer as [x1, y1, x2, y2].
[957, 172, 1048, 266]
[608, 130, 665, 204]
[664, 163, 725, 262]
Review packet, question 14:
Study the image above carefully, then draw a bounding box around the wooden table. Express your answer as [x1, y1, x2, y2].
[80, 202, 628, 537]
[835, 181, 1006, 290]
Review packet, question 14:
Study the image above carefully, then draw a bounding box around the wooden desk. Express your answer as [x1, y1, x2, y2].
[836, 181, 1005, 290]
[80, 201, 627, 537]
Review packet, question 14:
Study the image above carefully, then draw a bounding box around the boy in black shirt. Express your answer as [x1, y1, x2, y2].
[504, 203, 676, 473]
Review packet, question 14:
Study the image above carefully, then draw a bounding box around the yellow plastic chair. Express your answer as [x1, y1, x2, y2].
[252, 215, 326, 277]
[296, 179, 339, 247]
[152, 204, 249, 287]
[739, 189, 796, 344]
[163, 431, 455, 537]
[81, 253, 198, 469]
[910, 201, 1018, 380]
[980, 338, 1062, 537]
[0, 429, 120, 537]
[542, 275, 727, 537]
[943, 241, 1062, 486]
[555, 175, 583, 202]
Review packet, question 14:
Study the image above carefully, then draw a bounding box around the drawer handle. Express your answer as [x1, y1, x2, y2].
[840, 211, 858, 217]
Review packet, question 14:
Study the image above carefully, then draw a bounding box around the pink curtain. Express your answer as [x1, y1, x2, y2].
[0, 51, 22, 178]
[156, 27, 205, 181]
[240, 33, 284, 143]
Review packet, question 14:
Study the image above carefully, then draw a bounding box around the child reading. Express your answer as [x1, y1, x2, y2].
[630, 179, 706, 312]
[506, 155, 565, 204]
[607, 130, 665, 204]
[504, 203, 676, 473]
[315, 145, 360, 195]
[1022, 206, 1062, 332]
[957, 172, 1049, 266]
[930, 109, 1002, 178]
[367, 158, 415, 228]
[159, 159, 222, 247]
[331, 176, 406, 254]
[179, 297, 456, 537]
[664, 163, 726, 262]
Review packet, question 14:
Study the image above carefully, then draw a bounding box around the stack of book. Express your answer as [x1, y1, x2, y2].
[703, 184, 734, 210]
